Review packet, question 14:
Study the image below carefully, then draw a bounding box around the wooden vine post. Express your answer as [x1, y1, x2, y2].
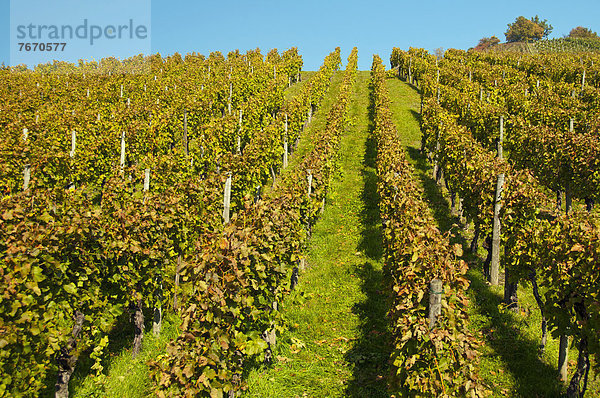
[559, 335, 569, 384]
[228, 81, 233, 115]
[22, 165, 31, 191]
[237, 109, 243, 154]
[143, 168, 150, 192]
[70, 130, 76, 159]
[436, 65, 440, 103]
[283, 113, 288, 168]
[69, 131, 76, 190]
[428, 278, 443, 329]
[270, 165, 276, 187]
[432, 127, 441, 180]
[120, 131, 126, 174]
[183, 110, 189, 156]
[223, 173, 232, 224]
[22, 128, 31, 191]
[490, 173, 504, 286]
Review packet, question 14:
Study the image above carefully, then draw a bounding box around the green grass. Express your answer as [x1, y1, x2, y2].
[243, 71, 391, 398]
[384, 75, 600, 397]
[64, 312, 181, 398]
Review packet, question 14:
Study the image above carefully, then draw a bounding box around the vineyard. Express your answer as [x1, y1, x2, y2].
[1, 45, 600, 397]
[489, 38, 600, 54]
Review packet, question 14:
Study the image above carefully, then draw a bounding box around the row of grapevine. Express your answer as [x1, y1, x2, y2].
[370, 55, 484, 397]
[392, 47, 600, 396]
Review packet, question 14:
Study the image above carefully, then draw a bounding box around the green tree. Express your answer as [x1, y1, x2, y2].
[569, 26, 599, 39]
[505, 16, 544, 42]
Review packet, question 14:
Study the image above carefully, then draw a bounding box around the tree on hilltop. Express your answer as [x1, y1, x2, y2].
[505, 16, 551, 42]
[569, 26, 599, 39]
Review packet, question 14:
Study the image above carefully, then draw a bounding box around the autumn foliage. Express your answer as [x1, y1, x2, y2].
[474, 36, 500, 51]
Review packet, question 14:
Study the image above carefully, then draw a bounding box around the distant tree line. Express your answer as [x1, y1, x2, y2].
[473, 16, 599, 50]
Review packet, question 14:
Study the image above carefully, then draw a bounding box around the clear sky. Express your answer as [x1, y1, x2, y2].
[1, 0, 599, 70]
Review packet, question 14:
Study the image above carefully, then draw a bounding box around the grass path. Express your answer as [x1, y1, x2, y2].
[243, 71, 390, 397]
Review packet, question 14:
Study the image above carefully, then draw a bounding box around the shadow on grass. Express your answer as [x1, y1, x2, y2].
[357, 134, 383, 261]
[467, 269, 562, 397]
[405, 145, 562, 397]
[344, 261, 390, 398]
[343, 85, 390, 397]
[409, 109, 422, 125]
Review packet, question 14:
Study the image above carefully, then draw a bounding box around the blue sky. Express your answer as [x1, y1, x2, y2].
[1, 0, 599, 70]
